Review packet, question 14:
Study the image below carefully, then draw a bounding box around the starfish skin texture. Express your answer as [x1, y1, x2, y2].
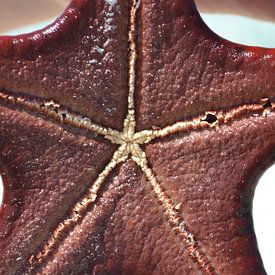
[196, 0, 275, 22]
[0, 0, 275, 274]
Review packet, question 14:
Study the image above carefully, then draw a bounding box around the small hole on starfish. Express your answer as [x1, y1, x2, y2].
[262, 99, 272, 109]
[203, 113, 217, 124]
[253, 163, 275, 274]
[195, 1, 275, 48]
[0, 0, 70, 35]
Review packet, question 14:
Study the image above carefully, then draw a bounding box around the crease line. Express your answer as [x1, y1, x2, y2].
[134, 100, 275, 144]
[27, 145, 128, 272]
[0, 91, 120, 142]
[131, 145, 216, 274]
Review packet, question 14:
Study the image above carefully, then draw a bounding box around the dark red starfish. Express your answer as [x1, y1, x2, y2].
[0, 0, 275, 274]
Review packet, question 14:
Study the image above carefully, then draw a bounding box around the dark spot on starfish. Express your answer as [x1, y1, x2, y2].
[262, 99, 272, 109]
[203, 113, 218, 124]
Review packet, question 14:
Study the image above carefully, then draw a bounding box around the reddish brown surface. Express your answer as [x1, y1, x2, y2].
[0, 0, 129, 130]
[0, 0, 275, 274]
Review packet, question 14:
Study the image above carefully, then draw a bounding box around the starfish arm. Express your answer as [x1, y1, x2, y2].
[28, 144, 128, 271]
[131, 144, 215, 274]
[0, 0, 130, 130]
[144, 111, 275, 274]
[136, 100, 275, 143]
[0, 91, 123, 142]
[33, 160, 207, 274]
[135, 0, 275, 131]
[0, 104, 117, 274]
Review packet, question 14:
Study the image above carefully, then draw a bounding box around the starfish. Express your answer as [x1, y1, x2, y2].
[0, 0, 275, 274]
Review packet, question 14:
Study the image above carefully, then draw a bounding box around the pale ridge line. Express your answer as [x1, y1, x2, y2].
[131, 145, 216, 275]
[1, 92, 274, 146]
[28, 145, 128, 269]
[128, 0, 138, 111]
[27, 0, 141, 270]
[123, 0, 139, 140]
[134, 100, 275, 144]
[0, 91, 121, 142]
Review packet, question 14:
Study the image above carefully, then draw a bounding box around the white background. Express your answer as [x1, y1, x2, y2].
[0, 1, 274, 274]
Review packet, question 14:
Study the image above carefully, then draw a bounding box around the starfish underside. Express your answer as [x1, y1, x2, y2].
[0, 0, 275, 274]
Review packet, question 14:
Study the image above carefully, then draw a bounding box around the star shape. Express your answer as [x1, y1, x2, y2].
[0, 0, 275, 274]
